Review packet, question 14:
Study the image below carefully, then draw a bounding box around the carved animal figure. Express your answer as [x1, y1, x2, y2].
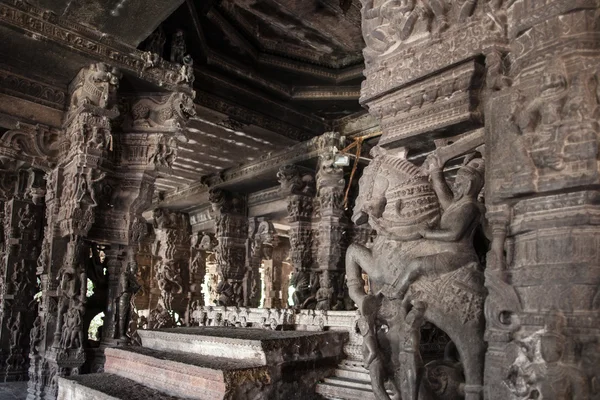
[69, 63, 120, 110]
[346, 146, 486, 400]
[131, 91, 196, 128]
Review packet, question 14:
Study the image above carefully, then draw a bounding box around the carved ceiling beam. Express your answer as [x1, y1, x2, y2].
[193, 91, 314, 142]
[155, 132, 343, 210]
[218, 1, 363, 68]
[0, 0, 192, 92]
[292, 87, 361, 101]
[0, 67, 66, 111]
[202, 7, 364, 83]
[195, 70, 325, 134]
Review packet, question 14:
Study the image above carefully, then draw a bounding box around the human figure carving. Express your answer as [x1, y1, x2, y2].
[76, 170, 106, 207]
[170, 29, 187, 64]
[116, 256, 140, 339]
[346, 144, 487, 400]
[398, 301, 427, 400]
[379, 154, 485, 299]
[315, 271, 335, 310]
[156, 259, 182, 311]
[29, 315, 43, 355]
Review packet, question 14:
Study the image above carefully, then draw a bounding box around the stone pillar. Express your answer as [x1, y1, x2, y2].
[314, 153, 348, 310]
[277, 165, 317, 308]
[148, 208, 190, 328]
[0, 170, 44, 381]
[484, 2, 600, 398]
[27, 63, 121, 399]
[263, 239, 289, 309]
[187, 232, 217, 324]
[208, 189, 248, 307]
[246, 218, 275, 307]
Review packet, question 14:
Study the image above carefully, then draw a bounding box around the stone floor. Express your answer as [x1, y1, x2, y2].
[0, 382, 28, 400]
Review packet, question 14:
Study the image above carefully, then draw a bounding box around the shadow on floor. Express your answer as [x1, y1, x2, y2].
[0, 382, 28, 400]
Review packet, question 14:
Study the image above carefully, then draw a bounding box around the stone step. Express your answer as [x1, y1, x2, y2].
[137, 327, 347, 365]
[334, 367, 371, 382]
[104, 346, 268, 400]
[323, 377, 373, 391]
[57, 373, 183, 400]
[315, 381, 377, 400]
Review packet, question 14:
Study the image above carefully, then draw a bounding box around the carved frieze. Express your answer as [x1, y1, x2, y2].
[369, 60, 485, 147]
[0, 0, 194, 92]
[0, 68, 66, 110]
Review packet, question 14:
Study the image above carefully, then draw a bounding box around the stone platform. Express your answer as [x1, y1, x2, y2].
[315, 360, 389, 400]
[58, 327, 348, 400]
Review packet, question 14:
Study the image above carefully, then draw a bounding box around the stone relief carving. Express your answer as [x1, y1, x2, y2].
[116, 253, 140, 339]
[209, 189, 248, 307]
[131, 91, 196, 129]
[170, 29, 187, 64]
[512, 58, 599, 176]
[68, 63, 121, 112]
[346, 144, 486, 399]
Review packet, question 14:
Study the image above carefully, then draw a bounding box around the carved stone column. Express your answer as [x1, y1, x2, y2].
[187, 232, 216, 324]
[208, 189, 248, 307]
[148, 208, 190, 328]
[315, 153, 348, 310]
[246, 218, 275, 307]
[27, 62, 121, 399]
[0, 170, 44, 381]
[263, 239, 289, 309]
[277, 165, 317, 308]
[484, 2, 600, 398]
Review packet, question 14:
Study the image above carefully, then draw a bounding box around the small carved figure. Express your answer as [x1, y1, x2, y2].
[485, 49, 512, 90]
[29, 315, 43, 355]
[17, 204, 34, 231]
[60, 305, 84, 349]
[178, 55, 195, 84]
[506, 312, 590, 399]
[116, 256, 140, 339]
[141, 51, 161, 70]
[75, 170, 106, 207]
[512, 58, 570, 171]
[9, 312, 23, 350]
[399, 301, 427, 400]
[170, 29, 187, 64]
[69, 63, 120, 110]
[88, 127, 111, 151]
[156, 259, 182, 311]
[355, 294, 392, 399]
[315, 271, 335, 310]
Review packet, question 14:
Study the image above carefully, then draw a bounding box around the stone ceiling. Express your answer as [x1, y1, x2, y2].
[0, 0, 371, 195]
[153, 0, 365, 122]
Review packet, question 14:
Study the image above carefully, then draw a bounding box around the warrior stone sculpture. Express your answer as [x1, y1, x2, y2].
[346, 145, 487, 400]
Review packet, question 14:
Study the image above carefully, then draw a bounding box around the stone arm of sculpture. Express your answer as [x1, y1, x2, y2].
[421, 151, 454, 209]
[421, 203, 480, 242]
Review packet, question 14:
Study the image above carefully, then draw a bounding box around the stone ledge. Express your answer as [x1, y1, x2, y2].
[57, 373, 182, 400]
[104, 347, 268, 400]
[138, 327, 348, 365]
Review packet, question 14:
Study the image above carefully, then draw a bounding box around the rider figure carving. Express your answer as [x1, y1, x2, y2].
[383, 153, 485, 300]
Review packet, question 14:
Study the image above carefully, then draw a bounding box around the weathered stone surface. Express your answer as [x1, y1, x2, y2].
[57, 373, 182, 400]
[138, 327, 347, 365]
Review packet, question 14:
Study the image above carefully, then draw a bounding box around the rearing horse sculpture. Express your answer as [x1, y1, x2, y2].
[346, 145, 486, 400]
